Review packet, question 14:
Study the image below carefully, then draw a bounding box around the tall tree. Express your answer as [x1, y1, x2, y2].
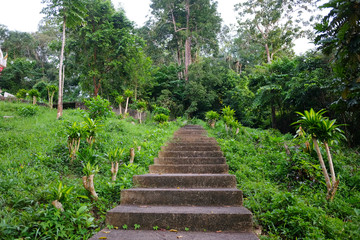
[68, 0, 146, 98]
[148, 0, 221, 79]
[235, 0, 317, 64]
[41, 0, 87, 119]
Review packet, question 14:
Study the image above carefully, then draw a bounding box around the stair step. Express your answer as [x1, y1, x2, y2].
[154, 157, 226, 165]
[158, 151, 223, 158]
[166, 142, 219, 147]
[162, 145, 221, 151]
[133, 174, 236, 188]
[149, 164, 229, 174]
[90, 230, 259, 240]
[121, 188, 242, 206]
[106, 205, 253, 232]
[173, 136, 216, 140]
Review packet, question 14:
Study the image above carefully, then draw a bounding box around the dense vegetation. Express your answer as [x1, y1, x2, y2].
[0, 101, 182, 239]
[0, 0, 359, 239]
[0, 101, 359, 239]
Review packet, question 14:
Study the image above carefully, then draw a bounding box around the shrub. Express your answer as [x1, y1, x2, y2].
[16, 89, 27, 99]
[84, 96, 114, 120]
[17, 105, 39, 117]
[153, 106, 170, 116]
[153, 114, 169, 123]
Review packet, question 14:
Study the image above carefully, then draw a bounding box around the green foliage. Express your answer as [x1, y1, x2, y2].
[293, 108, 345, 143]
[33, 81, 48, 99]
[28, 89, 40, 98]
[16, 89, 27, 99]
[205, 111, 219, 121]
[115, 95, 124, 104]
[124, 89, 134, 98]
[84, 96, 114, 120]
[137, 101, 147, 111]
[16, 105, 39, 117]
[222, 106, 235, 117]
[153, 106, 170, 116]
[82, 161, 100, 176]
[51, 181, 74, 202]
[153, 113, 169, 123]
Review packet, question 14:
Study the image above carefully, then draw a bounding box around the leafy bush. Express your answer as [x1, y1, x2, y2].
[16, 89, 28, 99]
[16, 105, 39, 117]
[154, 113, 169, 123]
[84, 96, 114, 120]
[153, 106, 170, 116]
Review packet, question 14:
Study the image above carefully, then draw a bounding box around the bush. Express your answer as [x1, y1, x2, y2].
[153, 106, 170, 116]
[84, 96, 114, 120]
[16, 105, 39, 117]
[16, 89, 27, 99]
[153, 114, 169, 123]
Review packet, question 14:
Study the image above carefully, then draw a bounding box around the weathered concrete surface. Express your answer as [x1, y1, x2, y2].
[133, 174, 237, 188]
[161, 145, 221, 151]
[106, 206, 253, 232]
[121, 188, 243, 206]
[89, 229, 259, 240]
[154, 157, 226, 165]
[149, 164, 229, 174]
[158, 151, 223, 158]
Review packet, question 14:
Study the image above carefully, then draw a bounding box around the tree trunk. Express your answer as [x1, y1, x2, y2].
[119, 104, 122, 115]
[130, 148, 135, 164]
[184, 0, 191, 81]
[324, 141, 336, 184]
[57, 18, 66, 119]
[33, 96, 36, 105]
[265, 43, 271, 64]
[82, 175, 98, 200]
[124, 97, 129, 115]
[111, 162, 119, 182]
[312, 138, 332, 192]
[210, 121, 215, 129]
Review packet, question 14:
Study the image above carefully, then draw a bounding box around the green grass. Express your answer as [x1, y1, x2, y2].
[0, 101, 182, 239]
[206, 120, 360, 240]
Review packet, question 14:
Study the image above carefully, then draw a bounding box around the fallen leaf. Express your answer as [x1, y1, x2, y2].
[177, 236, 183, 239]
[99, 237, 107, 239]
[101, 231, 110, 233]
[114, 227, 118, 230]
[170, 229, 178, 232]
[216, 230, 222, 233]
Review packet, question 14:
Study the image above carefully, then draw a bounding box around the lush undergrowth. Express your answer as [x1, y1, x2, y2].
[0, 101, 183, 239]
[202, 120, 360, 240]
[1, 101, 359, 240]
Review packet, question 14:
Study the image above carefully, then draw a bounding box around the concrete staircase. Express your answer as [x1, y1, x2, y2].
[90, 125, 258, 240]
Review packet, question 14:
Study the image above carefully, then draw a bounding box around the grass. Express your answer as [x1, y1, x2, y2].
[206, 120, 360, 240]
[0, 101, 182, 239]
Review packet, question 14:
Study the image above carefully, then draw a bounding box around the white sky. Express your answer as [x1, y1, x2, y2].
[0, 0, 317, 54]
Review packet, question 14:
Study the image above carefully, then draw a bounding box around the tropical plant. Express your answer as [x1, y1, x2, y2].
[28, 89, 40, 105]
[107, 147, 125, 182]
[292, 108, 346, 200]
[124, 89, 133, 115]
[65, 121, 85, 163]
[83, 117, 100, 145]
[82, 161, 99, 200]
[137, 100, 147, 124]
[47, 84, 58, 109]
[115, 95, 124, 115]
[205, 110, 219, 128]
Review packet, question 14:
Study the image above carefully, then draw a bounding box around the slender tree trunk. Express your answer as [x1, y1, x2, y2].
[130, 148, 135, 164]
[324, 141, 336, 184]
[57, 18, 66, 119]
[312, 138, 332, 191]
[265, 43, 271, 64]
[125, 97, 129, 115]
[119, 104, 122, 115]
[184, 0, 191, 81]
[33, 96, 37, 105]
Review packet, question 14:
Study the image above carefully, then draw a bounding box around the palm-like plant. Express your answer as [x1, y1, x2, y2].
[137, 100, 147, 124]
[116, 95, 124, 115]
[293, 108, 345, 200]
[107, 147, 125, 182]
[47, 85, 58, 109]
[205, 111, 219, 128]
[124, 89, 133, 115]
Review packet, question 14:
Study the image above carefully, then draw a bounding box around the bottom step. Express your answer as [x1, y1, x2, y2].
[106, 205, 253, 232]
[89, 229, 259, 240]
